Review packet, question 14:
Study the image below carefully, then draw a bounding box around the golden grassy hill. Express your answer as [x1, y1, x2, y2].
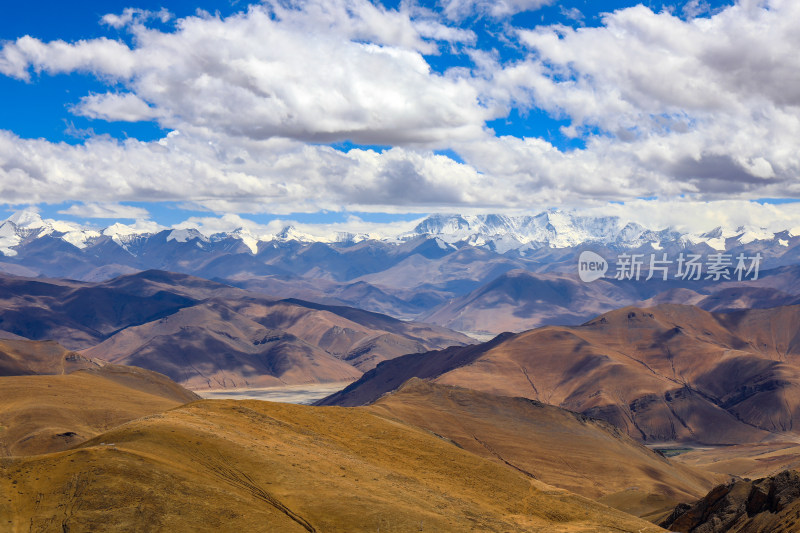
[367, 378, 722, 518]
[1, 399, 665, 532]
[0, 338, 199, 456]
[0, 371, 196, 456]
[0, 339, 97, 376]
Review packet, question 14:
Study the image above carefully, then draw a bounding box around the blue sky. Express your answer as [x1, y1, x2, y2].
[1, 0, 797, 233]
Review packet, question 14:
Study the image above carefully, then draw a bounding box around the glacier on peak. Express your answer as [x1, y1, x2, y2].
[167, 228, 209, 244]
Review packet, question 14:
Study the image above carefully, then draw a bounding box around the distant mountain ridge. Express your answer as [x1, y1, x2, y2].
[1, 209, 795, 257]
[2, 208, 800, 334]
[0, 270, 471, 389]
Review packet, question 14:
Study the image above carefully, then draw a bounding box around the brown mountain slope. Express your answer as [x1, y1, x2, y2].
[420, 265, 800, 336]
[318, 332, 515, 406]
[321, 304, 800, 445]
[0, 338, 97, 376]
[421, 269, 638, 334]
[716, 305, 800, 359]
[0, 271, 471, 389]
[0, 399, 664, 532]
[100, 268, 248, 300]
[82, 301, 360, 389]
[0, 336, 197, 404]
[82, 295, 470, 389]
[661, 470, 800, 532]
[367, 379, 722, 518]
[225, 297, 474, 371]
[0, 272, 199, 349]
[649, 286, 800, 314]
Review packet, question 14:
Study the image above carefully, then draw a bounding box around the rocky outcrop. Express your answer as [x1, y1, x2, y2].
[661, 470, 800, 532]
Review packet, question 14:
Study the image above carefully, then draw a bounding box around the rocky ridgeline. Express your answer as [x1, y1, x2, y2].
[661, 470, 800, 532]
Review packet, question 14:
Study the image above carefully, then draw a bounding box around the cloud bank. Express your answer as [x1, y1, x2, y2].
[0, 0, 797, 216]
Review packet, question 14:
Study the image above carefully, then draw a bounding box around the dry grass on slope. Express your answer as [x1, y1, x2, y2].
[368, 378, 722, 518]
[1, 399, 664, 532]
[0, 369, 197, 456]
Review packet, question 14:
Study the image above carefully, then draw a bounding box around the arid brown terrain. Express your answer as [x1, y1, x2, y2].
[0, 335, 673, 532]
[4, 271, 800, 532]
[661, 470, 800, 532]
[368, 378, 722, 518]
[321, 303, 800, 446]
[0, 271, 471, 390]
[1, 392, 664, 531]
[0, 338, 198, 456]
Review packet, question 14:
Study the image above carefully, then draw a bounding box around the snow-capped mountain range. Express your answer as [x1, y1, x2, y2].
[0, 210, 100, 256]
[0, 209, 793, 257]
[1, 208, 799, 329]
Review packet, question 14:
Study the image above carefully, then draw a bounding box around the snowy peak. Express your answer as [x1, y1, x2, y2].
[209, 227, 259, 254]
[275, 225, 307, 242]
[700, 227, 724, 239]
[0, 209, 101, 253]
[334, 231, 369, 243]
[167, 228, 209, 244]
[104, 222, 144, 242]
[404, 212, 657, 250]
[0, 219, 21, 256]
[6, 209, 47, 230]
[412, 214, 472, 235]
[401, 212, 788, 253]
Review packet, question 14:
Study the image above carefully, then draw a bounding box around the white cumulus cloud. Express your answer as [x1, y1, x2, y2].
[441, 0, 554, 20]
[74, 92, 163, 122]
[101, 7, 172, 29]
[58, 202, 152, 219]
[0, 1, 487, 145]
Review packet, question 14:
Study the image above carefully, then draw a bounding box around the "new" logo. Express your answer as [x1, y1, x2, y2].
[578, 251, 608, 283]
